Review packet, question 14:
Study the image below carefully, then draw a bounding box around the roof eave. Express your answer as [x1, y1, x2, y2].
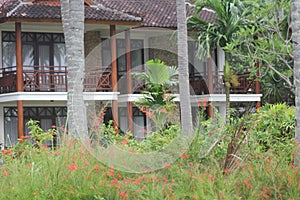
[5, 17, 142, 26]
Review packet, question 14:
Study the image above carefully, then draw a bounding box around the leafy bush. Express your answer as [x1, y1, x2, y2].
[90, 120, 180, 153]
[246, 103, 295, 153]
[0, 108, 299, 199]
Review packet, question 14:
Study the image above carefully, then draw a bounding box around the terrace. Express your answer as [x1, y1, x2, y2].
[0, 66, 256, 95]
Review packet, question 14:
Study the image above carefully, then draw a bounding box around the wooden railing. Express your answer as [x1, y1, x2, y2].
[84, 66, 112, 91]
[231, 73, 256, 94]
[189, 72, 256, 95]
[0, 66, 256, 95]
[0, 66, 113, 93]
[23, 66, 68, 92]
[0, 67, 17, 93]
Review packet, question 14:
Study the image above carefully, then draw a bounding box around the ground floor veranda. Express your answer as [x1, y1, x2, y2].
[0, 92, 262, 147]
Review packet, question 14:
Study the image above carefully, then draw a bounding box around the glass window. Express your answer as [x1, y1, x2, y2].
[101, 38, 111, 67]
[2, 32, 66, 68]
[2, 42, 16, 68]
[101, 38, 144, 79]
[22, 44, 34, 66]
[54, 43, 67, 66]
[4, 107, 67, 146]
[38, 45, 50, 66]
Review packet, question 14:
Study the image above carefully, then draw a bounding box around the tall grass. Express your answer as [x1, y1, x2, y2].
[0, 104, 299, 199]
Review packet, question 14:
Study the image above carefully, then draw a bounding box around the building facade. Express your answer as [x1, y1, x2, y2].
[0, 0, 261, 146]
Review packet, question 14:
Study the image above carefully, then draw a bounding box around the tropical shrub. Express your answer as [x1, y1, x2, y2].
[132, 59, 179, 131]
[246, 103, 295, 153]
[0, 106, 299, 199]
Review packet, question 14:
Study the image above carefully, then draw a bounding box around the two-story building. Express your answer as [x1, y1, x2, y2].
[0, 0, 262, 146]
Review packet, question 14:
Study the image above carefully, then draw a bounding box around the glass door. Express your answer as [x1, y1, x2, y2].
[38, 44, 51, 91]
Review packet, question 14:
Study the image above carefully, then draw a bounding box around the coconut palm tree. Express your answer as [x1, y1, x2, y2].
[176, 0, 193, 136]
[61, 0, 88, 139]
[188, 0, 249, 124]
[188, 0, 253, 172]
[291, 0, 300, 166]
[132, 59, 178, 108]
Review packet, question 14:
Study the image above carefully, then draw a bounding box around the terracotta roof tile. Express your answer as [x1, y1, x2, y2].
[0, 0, 216, 27]
[95, 0, 178, 27]
[2, 1, 141, 22]
[9, 4, 61, 18]
[33, 0, 60, 6]
[94, 0, 216, 28]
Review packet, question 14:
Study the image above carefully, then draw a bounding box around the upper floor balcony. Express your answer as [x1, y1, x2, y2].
[190, 72, 257, 95]
[0, 66, 112, 93]
[0, 66, 257, 95]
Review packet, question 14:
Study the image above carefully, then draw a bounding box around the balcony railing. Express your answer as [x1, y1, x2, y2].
[189, 72, 256, 95]
[0, 66, 256, 95]
[0, 66, 112, 93]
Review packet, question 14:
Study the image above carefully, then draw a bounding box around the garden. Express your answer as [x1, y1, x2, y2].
[0, 102, 299, 200]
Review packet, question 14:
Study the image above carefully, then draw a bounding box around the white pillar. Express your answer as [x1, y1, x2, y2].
[0, 105, 4, 149]
[217, 46, 225, 74]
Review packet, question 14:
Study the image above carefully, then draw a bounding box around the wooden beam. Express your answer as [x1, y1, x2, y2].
[84, 0, 95, 6]
[16, 22, 23, 92]
[17, 100, 24, 138]
[7, 18, 141, 26]
[125, 30, 133, 134]
[16, 22, 24, 138]
[110, 25, 118, 131]
[207, 56, 214, 118]
[255, 61, 261, 109]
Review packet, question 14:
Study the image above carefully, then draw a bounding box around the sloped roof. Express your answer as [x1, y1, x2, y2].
[0, 0, 141, 23]
[0, 0, 216, 27]
[95, 0, 216, 28]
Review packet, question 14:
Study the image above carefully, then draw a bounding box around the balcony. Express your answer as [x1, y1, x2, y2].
[0, 66, 112, 93]
[0, 66, 256, 95]
[189, 72, 257, 95]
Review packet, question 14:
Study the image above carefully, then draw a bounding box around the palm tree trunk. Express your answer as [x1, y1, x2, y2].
[61, 0, 88, 139]
[176, 0, 193, 136]
[291, 0, 300, 166]
[225, 83, 230, 125]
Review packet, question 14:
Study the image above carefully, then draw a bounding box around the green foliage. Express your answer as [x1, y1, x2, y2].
[2, 120, 56, 162]
[187, 104, 296, 169]
[26, 119, 55, 145]
[247, 103, 295, 152]
[91, 121, 180, 153]
[188, 0, 250, 59]
[224, 61, 239, 87]
[0, 113, 299, 199]
[127, 124, 180, 152]
[190, 0, 294, 104]
[132, 59, 178, 89]
[226, 0, 293, 104]
[132, 59, 179, 131]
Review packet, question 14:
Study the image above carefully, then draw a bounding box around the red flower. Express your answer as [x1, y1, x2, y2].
[160, 108, 167, 113]
[121, 138, 128, 145]
[165, 164, 171, 169]
[20, 135, 30, 139]
[198, 99, 208, 108]
[67, 163, 78, 170]
[132, 176, 143, 185]
[2, 170, 9, 177]
[108, 168, 115, 176]
[118, 191, 128, 200]
[180, 153, 189, 159]
[243, 179, 252, 189]
[92, 165, 99, 173]
[110, 178, 119, 187]
[1, 149, 12, 155]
